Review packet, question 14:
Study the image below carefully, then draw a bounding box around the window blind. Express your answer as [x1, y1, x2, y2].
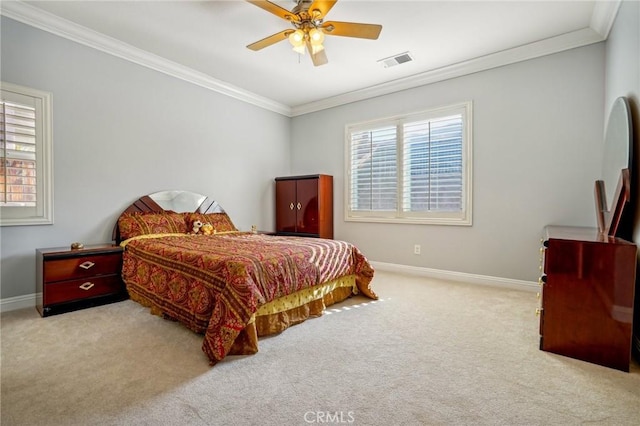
[1, 101, 37, 206]
[402, 114, 463, 212]
[350, 125, 397, 212]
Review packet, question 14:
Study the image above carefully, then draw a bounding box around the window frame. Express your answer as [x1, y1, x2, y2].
[1, 82, 53, 226]
[344, 101, 473, 226]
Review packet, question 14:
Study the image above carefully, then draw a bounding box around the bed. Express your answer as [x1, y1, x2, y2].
[115, 190, 377, 364]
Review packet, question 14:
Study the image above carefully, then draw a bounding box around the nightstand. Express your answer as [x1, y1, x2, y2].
[36, 244, 128, 317]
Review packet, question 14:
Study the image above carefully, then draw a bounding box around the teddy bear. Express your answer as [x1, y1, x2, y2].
[201, 222, 215, 235]
[192, 220, 203, 234]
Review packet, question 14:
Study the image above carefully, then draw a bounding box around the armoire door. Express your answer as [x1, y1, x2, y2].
[296, 178, 319, 235]
[275, 179, 297, 233]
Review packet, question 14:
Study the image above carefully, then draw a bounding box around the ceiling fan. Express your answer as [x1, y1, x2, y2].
[246, 0, 382, 67]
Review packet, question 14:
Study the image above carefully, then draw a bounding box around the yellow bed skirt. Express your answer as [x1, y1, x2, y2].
[228, 275, 356, 356]
[130, 275, 358, 357]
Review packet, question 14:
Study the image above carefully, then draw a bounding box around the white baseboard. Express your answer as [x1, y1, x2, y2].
[0, 265, 537, 313]
[370, 261, 539, 292]
[0, 293, 39, 313]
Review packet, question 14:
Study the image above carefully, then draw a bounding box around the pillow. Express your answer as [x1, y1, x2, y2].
[185, 212, 238, 233]
[118, 211, 188, 240]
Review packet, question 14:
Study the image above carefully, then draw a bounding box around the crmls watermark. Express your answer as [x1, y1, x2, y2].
[304, 411, 355, 424]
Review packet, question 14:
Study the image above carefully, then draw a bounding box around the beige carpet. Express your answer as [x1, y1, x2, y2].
[1, 270, 639, 425]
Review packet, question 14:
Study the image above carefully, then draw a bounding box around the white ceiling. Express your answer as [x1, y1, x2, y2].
[2, 1, 620, 116]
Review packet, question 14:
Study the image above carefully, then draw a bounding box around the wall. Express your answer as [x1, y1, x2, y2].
[604, 0, 640, 243]
[291, 43, 606, 282]
[604, 0, 640, 360]
[0, 17, 291, 300]
[2, 7, 627, 300]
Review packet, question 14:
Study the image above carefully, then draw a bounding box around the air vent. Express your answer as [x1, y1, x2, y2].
[378, 52, 413, 68]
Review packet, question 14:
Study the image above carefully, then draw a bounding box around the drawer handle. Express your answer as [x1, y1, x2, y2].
[290, 202, 294, 210]
[79, 282, 95, 290]
[297, 202, 301, 210]
[79, 261, 95, 270]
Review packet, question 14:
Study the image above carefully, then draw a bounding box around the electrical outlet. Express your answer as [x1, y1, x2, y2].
[414, 244, 421, 255]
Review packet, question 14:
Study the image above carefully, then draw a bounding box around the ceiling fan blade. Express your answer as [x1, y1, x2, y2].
[311, 49, 329, 67]
[246, 0, 298, 22]
[247, 29, 292, 51]
[308, 0, 338, 19]
[306, 41, 328, 67]
[321, 21, 382, 39]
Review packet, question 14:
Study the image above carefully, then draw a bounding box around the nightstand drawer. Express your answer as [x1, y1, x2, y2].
[44, 274, 124, 305]
[43, 253, 122, 282]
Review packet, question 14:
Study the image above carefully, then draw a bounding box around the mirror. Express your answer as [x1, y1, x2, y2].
[148, 190, 225, 213]
[596, 97, 634, 236]
[602, 97, 633, 210]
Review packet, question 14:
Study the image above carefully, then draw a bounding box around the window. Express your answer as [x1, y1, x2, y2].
[345, 102, 472, 225]
[1, 82, 53, 226]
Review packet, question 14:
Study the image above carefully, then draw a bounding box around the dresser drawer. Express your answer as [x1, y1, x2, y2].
[43, 253, 122, 283]
[44, 274, 124, 305]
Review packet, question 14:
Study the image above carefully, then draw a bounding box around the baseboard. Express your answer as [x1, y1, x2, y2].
[0, 265, 537, 313]
[0, 293, 39, 313]
[370, 261, 539, 292]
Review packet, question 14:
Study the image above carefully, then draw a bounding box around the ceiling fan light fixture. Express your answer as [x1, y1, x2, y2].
[292, 44, 306, 55]
[288, 29, 305, 47]
[308, 28, 325, 55]
[309, 28, 325, 45]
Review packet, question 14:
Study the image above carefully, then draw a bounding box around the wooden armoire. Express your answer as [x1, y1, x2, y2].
[275, 174, 333, 239]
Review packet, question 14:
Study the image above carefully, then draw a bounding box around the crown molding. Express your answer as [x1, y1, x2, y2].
[2, 0, 620, 118]
[0, 1, 292, 116]
[590, 0, 622, 38]
[291, 27, 605, 116]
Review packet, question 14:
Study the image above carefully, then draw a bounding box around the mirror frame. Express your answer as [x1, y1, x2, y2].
[595, 96, 634, 237]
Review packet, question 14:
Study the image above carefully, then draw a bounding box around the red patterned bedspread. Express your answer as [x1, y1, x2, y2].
[121, 233, 376, 363]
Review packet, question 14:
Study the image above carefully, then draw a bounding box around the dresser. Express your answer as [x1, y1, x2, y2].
[275, 174, 333, 239]
[36, 244, 127, 317]
[538, 226, 637, 371]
